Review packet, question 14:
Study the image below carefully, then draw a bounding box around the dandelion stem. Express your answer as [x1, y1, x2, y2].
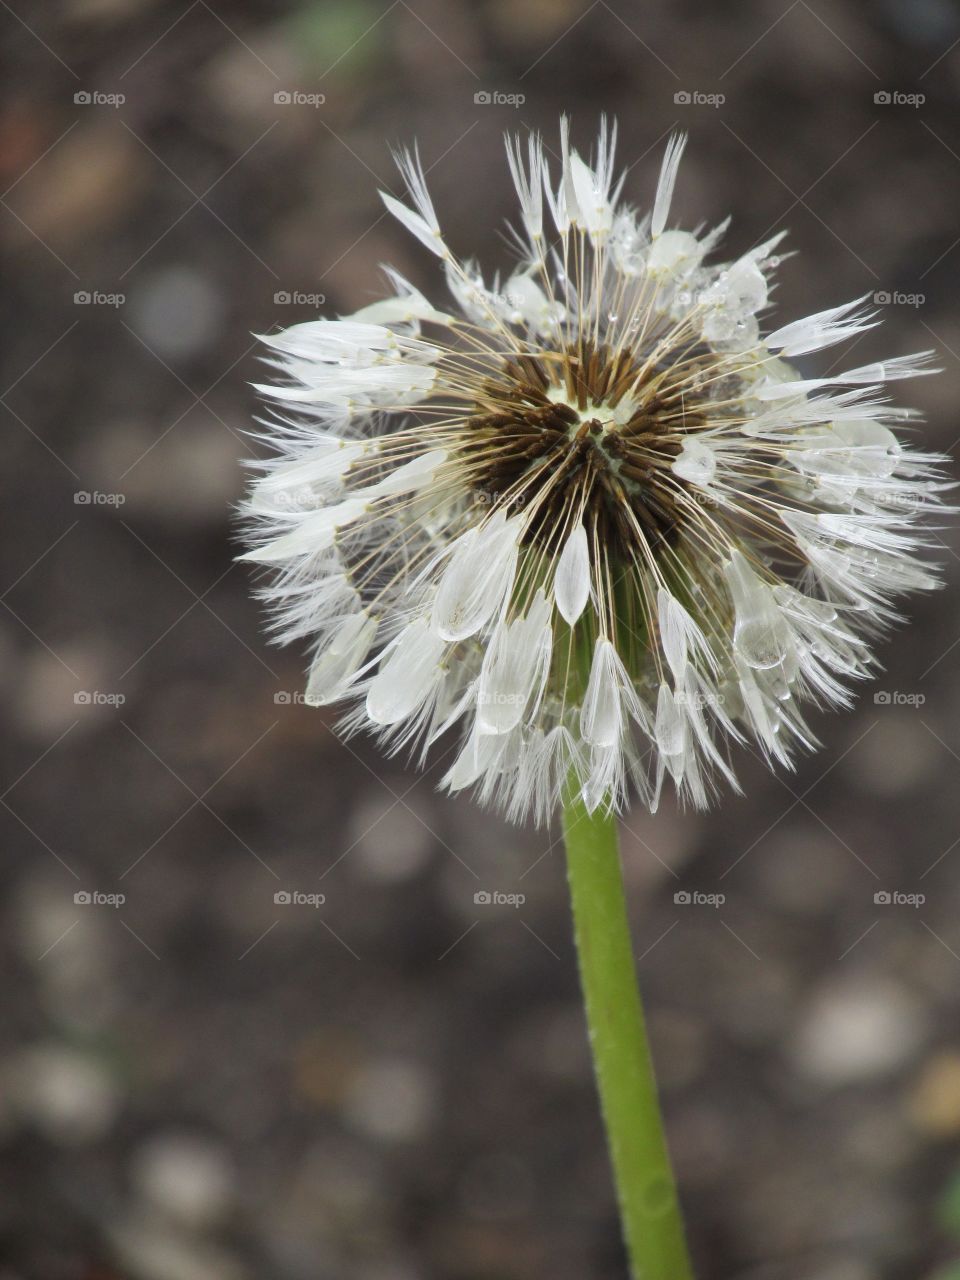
[562, 793, 693, 1280]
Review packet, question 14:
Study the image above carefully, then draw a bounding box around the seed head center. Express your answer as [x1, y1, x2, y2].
[463, 342, 697, 556]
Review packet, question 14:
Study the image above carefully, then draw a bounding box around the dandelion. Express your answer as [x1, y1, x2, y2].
[242, 120, 945, 826]
[242, 121, 947, 1279]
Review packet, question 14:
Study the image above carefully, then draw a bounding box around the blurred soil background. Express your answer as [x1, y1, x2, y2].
[4, 1, 960, 1277]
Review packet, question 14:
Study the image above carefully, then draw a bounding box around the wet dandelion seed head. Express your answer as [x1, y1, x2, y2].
[241, 120, 949, 824]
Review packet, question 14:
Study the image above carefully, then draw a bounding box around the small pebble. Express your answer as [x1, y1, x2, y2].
[127, 266, 224, 361]
[343, 1059, 433, 1142]
[909, 1051, 960, 1136]
[132, 1133, 235, 1228]
[11, 1043, 120, 1143]
[350, 796, 432, 883]
[791, 977, 926, 1086]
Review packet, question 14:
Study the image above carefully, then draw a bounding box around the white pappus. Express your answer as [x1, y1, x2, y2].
[241, 120, 949, 825]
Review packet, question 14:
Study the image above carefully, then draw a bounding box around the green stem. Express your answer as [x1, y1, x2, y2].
[562, 792, 694, 1280]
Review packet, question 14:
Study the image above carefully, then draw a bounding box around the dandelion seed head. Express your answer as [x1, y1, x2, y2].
[241, 121, 949, 823]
